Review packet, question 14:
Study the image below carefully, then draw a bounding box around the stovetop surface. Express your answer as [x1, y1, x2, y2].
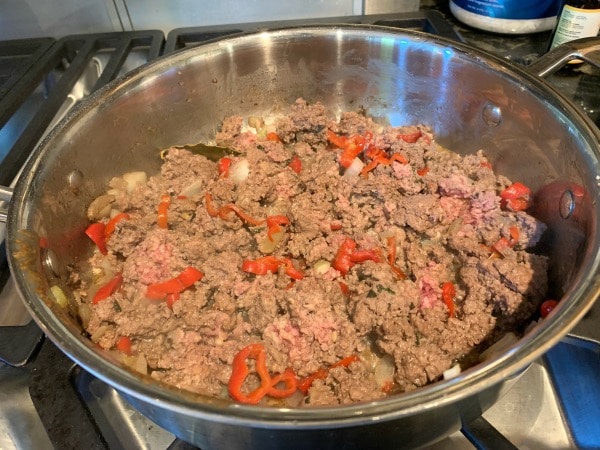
[1, 3, 600, 449]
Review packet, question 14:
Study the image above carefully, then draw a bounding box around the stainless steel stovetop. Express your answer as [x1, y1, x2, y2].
[1, 7, 599, 450]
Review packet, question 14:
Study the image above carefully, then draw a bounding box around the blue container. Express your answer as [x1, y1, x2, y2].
[450, 0, 563, 34]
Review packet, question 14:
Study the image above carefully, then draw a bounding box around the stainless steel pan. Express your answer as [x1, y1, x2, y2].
[2, 26, 600, 449]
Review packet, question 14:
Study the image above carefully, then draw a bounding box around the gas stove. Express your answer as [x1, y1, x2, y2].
[1, 6, 599, 450]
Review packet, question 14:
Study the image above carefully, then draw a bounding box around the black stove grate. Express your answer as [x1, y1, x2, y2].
[0, 37, 55, 124]
[164, 10, 461, 53]
[0, 30, 164, 188]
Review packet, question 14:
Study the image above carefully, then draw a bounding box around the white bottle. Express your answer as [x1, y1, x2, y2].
[549, 0, 600, 50]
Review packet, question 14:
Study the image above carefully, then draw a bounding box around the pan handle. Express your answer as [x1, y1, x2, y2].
[0, 185, 12, 223]
[527, 36, 600, 78]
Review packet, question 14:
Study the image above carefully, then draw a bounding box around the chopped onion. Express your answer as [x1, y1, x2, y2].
[312, 259, 331, 275]
[50, 285, 68, 308]
[447, 217, 464, 236]
[106, 188, 122, 197]
[87, 194, 115, 221]
[179, 179, 204, 197]
[79, 303, 92, 329]
[109, 208, 123, 219]
[374, 354, 395, 386]
[443, 363, 461, 380]
[359, 348, 379, 370]
[343, 158, 364, 179]
[258, 228, 285, 254]
[379, 230, 396, 240]
[256, 128, 267, 139]
[248, 116, 264, 130]
[229, 159, 249, 185]
[90, 325, 109, 343]
[479, 332, 519, 362]
[122, 171, 148, 194]
[122, 353, 148, 374]
[108, 177, 127, 191]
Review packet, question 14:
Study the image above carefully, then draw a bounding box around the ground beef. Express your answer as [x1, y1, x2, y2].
[76, 98, 549, 407]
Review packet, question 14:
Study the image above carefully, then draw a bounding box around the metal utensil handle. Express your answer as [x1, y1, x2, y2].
[0, 185, 13, 223]
[528, 36, 600, 78]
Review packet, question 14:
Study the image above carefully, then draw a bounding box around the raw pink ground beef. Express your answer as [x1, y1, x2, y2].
[73, 99, 548, 406]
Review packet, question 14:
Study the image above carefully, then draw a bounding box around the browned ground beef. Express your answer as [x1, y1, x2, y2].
[74, 98, 548, 406]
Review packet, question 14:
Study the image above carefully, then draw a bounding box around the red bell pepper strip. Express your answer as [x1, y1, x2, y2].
[205, 192, 220, 217]
[267, 368, 298, 398]
[166, 292, 180, 309]
[540, 299, 559, 318]
[266, 132, 282, 142]
[386, 236, 406, 279]
[338, 138, 366, 168]
[325, 129, 348, 149]
[85, 222, 108, 255]
[288, 155, 302, 174]
[490, 226, 520, 257]
[332, 238, 357, 276]
[339, 281, 350, 296]
[145, 266, 204, 300]
[281, 258, 304, 280]
[116, 336, 133, 355]
[177, 266, 204, 287]
[221, 204, 264, 225]
[349, 249, 381, 264]
[104, 212, 130, 238]
[332, 238, 381, 276]
[205, 193, 265, 226]
[381, 380, 395, 394]
[500, 182, 533, 211]
[241, 256, 304, 280]
[297, 355, 360, 394]
[398, 129, 422, 143]
[241, 256, 281, 276]
[330, 221, 343, 231]
[416, 166, 429, 176]
[93, 273, 123, 304]
[228, 344, 273, 404]
[146, 278, 185, 300]
[509, 226, 520, 245]
[266, 215, 290, 241]
[157, 194, 171, 229]
[491, 237, 511, 256]
[297, 368, 328, 394]
[441, 281, 456, 318]
[360, 150, 408, 178]
[218, 157, 232, 177]
[360, 159, 380, 178]
[326, 130, 371, 169]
